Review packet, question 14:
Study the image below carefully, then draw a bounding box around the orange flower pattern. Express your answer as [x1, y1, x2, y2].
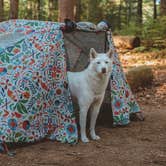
[0, 20, 78, 145]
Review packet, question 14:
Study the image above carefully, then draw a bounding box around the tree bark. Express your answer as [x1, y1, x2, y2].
[153, 0, 157, 19]
[26, 0, 32, 19]
[160, 0, 166, 16]
[37, 0, 42, 20]
[137, 0, 142, 25]
[88, 0, 102, 23]
[58, 0, 76, 22]
[125, 0, 129, 26]
[9, 0, 19, 19]
[48, 0, 54, 20]
[118, 0, 122, 30]
[128, 0, 132, 24]
[75, 0, 81, 22]
[0, 0, 4, 21]
[33, 0, 37, 19]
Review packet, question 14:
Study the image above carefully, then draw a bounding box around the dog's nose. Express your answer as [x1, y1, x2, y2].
[101, 68, 106, 73]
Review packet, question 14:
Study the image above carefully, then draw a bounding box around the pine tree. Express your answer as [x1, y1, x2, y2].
[0, 0, 4, 21]
[160, 0, 166, 16]
[137, 0, 143, 25]
[153, 0, 157, 19]
[9, 0, 19, 19]
[58, 0, 76, 22]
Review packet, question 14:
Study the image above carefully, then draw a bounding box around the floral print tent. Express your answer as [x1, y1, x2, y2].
[0, 20, 141, 152]
[107, 31, 141, 125]
[0, 20, 78, 148]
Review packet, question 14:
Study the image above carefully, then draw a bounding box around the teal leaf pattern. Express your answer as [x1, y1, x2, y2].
[108, 30, 141, 125]
[0, 20, 77, 145]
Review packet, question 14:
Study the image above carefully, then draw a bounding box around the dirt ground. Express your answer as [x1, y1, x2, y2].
[1, 53, 166, 166]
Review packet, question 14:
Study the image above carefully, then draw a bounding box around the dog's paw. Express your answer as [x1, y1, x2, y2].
[91, 135, 101, 140]
[81, 137, 90, 143]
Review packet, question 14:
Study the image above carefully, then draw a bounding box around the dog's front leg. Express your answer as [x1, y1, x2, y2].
[79, 102, 91, 143]
[90, 98, 103, 140]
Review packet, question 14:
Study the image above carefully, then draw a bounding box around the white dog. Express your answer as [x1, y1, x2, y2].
[67, 48, 113, 143]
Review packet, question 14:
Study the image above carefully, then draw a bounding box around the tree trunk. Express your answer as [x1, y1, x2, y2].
[33, 1, 38, 19]
[75, 0, 81, 22]
[0, 0, 4, 21]
[58, 0, 76, 22]
[37, 0, 43, 20]
[128, 0, 132, 24]
[113, 35, 141, 49]
[88, 0, 102, 23]
[160, 0, 166, 16]
[125, 0, 129, 26]
[48, 0, 54, 20]
[153, 0, 157, 19]
[118, 0, 122, 30]
[137, 0, 142, 25]
[9, 0, 19, 19]
[26, 0, 33, 19]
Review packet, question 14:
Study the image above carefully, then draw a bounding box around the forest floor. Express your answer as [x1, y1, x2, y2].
[1, 49, 166, 166]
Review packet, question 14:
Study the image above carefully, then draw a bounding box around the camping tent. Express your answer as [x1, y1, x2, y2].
[63, 25, 141, 126]
[0, 20, 142, 152]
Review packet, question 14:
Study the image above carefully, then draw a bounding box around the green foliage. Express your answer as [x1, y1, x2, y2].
[8, 0, 59, 21]
[142, 16, 166, 40]
[115, 15, 166, 50]
[132, 46, 148, 53]
[114, 22, 142, 36]
[1, 0, 166, 44]
[3, 0, 10, 20]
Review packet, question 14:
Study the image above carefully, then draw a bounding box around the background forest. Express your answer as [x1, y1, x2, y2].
[0, 0, 166, 41]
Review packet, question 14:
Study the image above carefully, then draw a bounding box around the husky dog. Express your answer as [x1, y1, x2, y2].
[67, 48, 113, 143]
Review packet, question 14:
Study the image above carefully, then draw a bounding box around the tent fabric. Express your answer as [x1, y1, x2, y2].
[0, 20, 78, 145]
[0, 20, 142, 151]
[107, 31, 141, 125]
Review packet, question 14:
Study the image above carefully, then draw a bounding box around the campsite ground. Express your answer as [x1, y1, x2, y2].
[1, 50, 166, 166]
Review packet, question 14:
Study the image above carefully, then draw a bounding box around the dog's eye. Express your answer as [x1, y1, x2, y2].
[97, 62, 100, 64]
[105, 61, 109, 64]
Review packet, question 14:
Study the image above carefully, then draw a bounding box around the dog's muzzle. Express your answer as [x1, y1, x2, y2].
[101, 68, 106, 73]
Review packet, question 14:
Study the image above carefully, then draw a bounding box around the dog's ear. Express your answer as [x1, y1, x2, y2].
[90, 48, 97, 60]
[107, 48, 113, 58]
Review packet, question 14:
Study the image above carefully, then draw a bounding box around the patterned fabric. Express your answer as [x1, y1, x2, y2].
[0, 20, 141, 151]
[0, 20, 78, 145]
[107, 31, 141, 125]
